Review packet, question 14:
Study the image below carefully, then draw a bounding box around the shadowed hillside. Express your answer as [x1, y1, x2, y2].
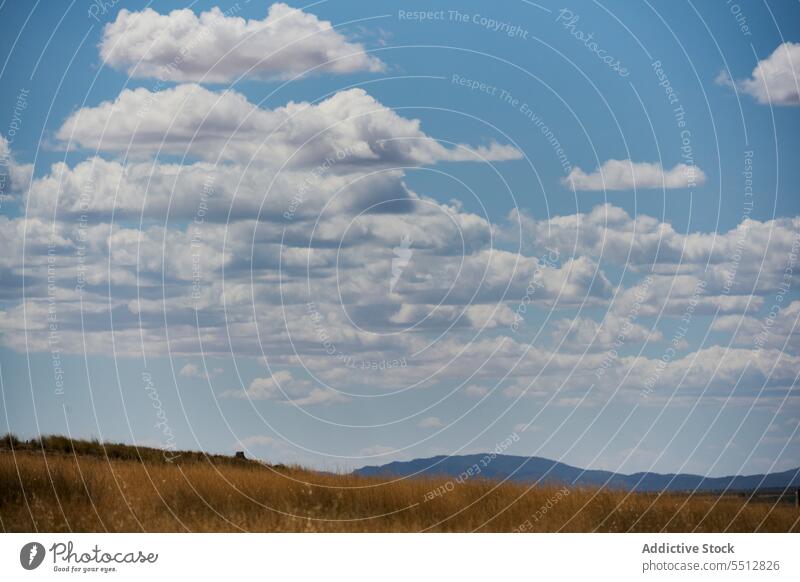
[1, 435, 797, 533]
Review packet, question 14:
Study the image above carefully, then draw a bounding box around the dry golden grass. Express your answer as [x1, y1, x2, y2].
[1, 440, 797, 532]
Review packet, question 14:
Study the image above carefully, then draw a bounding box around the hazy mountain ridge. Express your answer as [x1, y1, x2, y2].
[355, 454, 800, 492]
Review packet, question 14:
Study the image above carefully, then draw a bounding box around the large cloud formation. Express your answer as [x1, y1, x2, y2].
[2, 2, 798, 422]
[100, 3, 385, 82]
[56, 84, 521, 164]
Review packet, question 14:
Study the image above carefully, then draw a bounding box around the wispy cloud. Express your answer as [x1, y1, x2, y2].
[563, 159, 705, 191]
[418, 416, 444, 429]
[222, 371, 346, 406]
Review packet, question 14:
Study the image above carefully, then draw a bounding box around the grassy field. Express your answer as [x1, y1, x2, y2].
[1, 435, 797, 532]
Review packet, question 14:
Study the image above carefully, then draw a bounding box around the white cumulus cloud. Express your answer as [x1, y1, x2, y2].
[100, 3, 385, 82]
[0, 136, 33, 199]
[56, 84, 521, 165]
[729, 42, 800, 106]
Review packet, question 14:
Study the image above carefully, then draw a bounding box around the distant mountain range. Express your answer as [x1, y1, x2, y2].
[354, 454, 800, 492]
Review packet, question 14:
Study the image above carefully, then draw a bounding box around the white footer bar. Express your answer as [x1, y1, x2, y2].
[1, 533, 796, 581]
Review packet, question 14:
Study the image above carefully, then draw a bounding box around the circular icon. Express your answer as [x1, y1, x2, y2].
[19, 542, 45, 570]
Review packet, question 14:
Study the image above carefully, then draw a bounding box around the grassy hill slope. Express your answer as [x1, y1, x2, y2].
[1, 435, 797, 532]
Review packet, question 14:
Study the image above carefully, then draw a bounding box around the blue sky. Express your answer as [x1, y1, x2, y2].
[0, 0, 798, 476]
